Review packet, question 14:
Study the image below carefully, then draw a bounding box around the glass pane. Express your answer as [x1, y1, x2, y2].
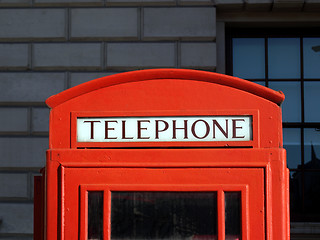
[268, 38, 300, 79]
[304, 81, 320, 122]
[225, 192, 241, 240]
[304, 128, 320, 169]
[269, 81, 301, 122]
[88, 191, 103, 240]
[303, 171, 320, 221]
[253, 81, 266, 86]
[233, 38, 265, 79]
[303, 37, 320, 79]
[283, 128, 301, 169]
[111, 192, 217, 240]
[289, 170, 303, 221]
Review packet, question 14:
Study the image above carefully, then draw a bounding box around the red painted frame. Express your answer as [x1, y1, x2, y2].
[45, 148, 288, 240]
[79, 184, 250, 240]
[73, 169, 257, 240]
[39, 69, 289, 240]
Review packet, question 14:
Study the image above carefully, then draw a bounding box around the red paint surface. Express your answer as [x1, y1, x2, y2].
[35, 69, 288, 240]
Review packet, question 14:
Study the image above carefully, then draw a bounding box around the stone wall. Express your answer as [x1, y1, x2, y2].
[0, 0, 216, 238]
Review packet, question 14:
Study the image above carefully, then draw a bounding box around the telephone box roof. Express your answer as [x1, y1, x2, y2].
[46, 69, 285, 108]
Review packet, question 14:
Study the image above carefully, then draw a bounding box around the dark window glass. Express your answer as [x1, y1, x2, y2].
[88, 191, 103, 240]
[229, 30, 320, 222]
[304, 129, 320, 170]
[111, 191, 217, 240]
[303, 171, 320, 221]
[233, 38, 265, 79]
[225, 192, 241, 240]
[268, 38, 300, 79]
[254, 81, 266, 86]
[290, 170, 303, 221]
[304, 82, 320, 122]
[269, 82, 301, 122]
[303, 37, 320, 79]
[283, 128, 301, 169]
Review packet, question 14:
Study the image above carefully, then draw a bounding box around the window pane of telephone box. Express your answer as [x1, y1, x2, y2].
[269, 81, 301, 122]
[268, 38, 300, 79]
[233, 38, 265, 80]
[304, 82, 320, 122]
[283, 128, 301, 169]
[225, 192, 241, 240]
[111, 192, 217, 240]
[88, 191, 103, 240]
[303, 38, 320, 79]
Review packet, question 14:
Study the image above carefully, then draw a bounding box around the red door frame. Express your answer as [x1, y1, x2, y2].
[74, 168, 262, 240]
[46, 148, 288, 240]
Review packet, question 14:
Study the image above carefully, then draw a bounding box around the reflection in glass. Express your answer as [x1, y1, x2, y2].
[303, 38, 320, 79]
[298, 129, 320, 221]
[233, 38, 265, 79]
[289, 170, 303, 221]
[88, 191, 103, 240]
[225, 192, 241, 240]
[111, 192, 217, 240]
[269, 81, 301, 122]
[303, 171, 320, 221]
[304, 82, 320, 122]
[283, 128, 301, 169]
[268, 38, 300, 79]
[304, 128, 320, 167]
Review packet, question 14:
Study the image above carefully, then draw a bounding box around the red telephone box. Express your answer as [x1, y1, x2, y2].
[34, 69, 289, 240]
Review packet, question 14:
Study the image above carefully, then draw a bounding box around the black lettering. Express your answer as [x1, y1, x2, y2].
[191, 120, 210, 139]
[83, 120, 101, 139]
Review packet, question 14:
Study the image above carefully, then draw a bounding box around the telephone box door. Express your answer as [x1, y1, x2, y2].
[62, 165, 265, 240]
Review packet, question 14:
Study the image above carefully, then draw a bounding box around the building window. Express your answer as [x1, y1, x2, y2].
[227, 28, 320, 222]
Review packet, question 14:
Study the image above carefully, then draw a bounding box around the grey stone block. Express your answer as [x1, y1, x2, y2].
[0, 73, 65, 103]
[71, 8, 139, 40]
[0, 9, 66, 41]
[106, 43, 176, 69]
[0, 203, 33, 234]
[178, 0, 214, 6]
[214, 0, 244, 10]
[180, 42, 216, 69]
[245, 0, 271, 3]
[0, 237, 33, 240]
[0, 137, 48, 168]
[32, 107, 49, 133]
[143, 7, 216, 40]
[70, 72, 116, 87]
[34, 0, 103, 6]
[0, 173, 28, 198]
[33, 43, 102, 70]
[0, 44, 29, 70]
[273, 0, 304, 10]
[0, 108, 29, 133]
[0, 0, 30, 7]
[214, 0, 243, 3]
[305, 0, 320, 11]
[245, 0, 272, 11]
[106, 0, 175, 6]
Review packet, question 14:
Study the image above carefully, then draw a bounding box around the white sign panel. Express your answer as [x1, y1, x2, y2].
[77, 116, 252, 143]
